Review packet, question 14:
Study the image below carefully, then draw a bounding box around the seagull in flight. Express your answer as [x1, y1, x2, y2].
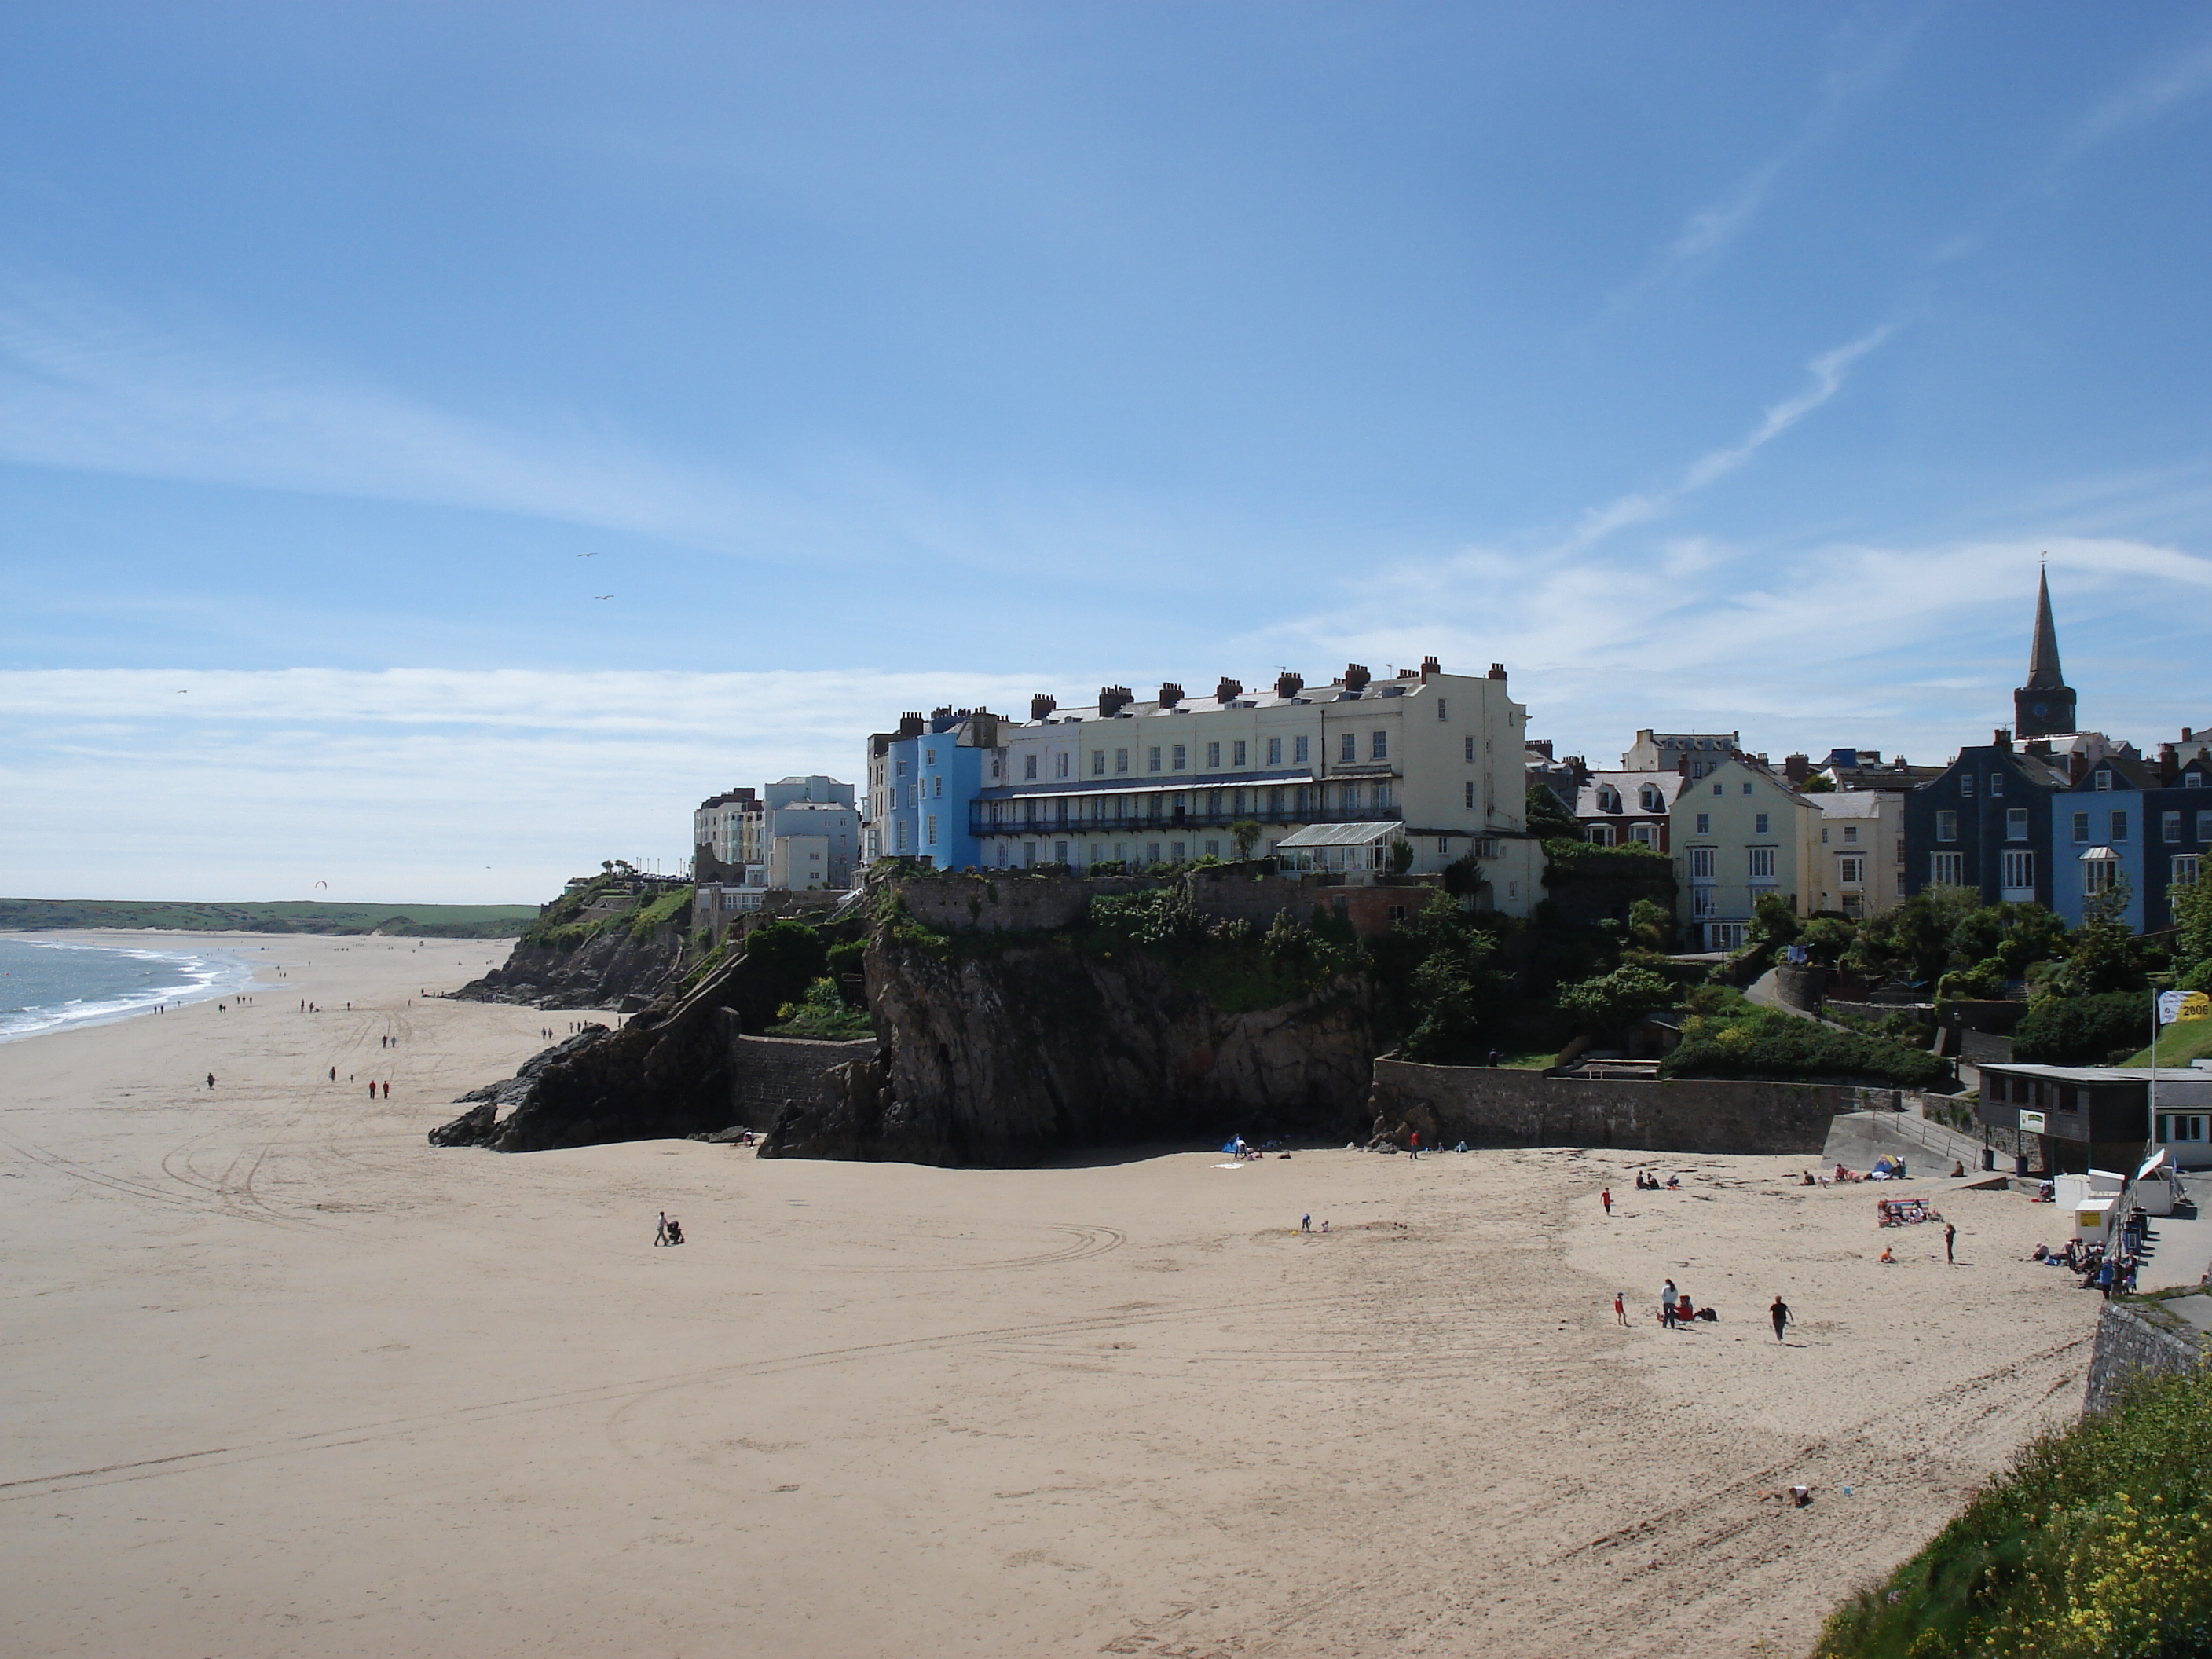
[595, 594, 613, 601]
[577, 551, 600, 558]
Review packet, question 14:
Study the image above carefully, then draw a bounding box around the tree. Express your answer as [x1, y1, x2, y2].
[1388, 837, 1415, 874]
[742, 919, 829, 1013]
[2046, 873, 2146, 998]
[1628, 897, 1674, 951]
[2012, 990, 2150, 1066]
[1526, 777, 1580, 837]
[1798, 916, 1855, 965]
[1797, 775, 1836, 793]
[1557, 964, 1678, 1035]
[2174, 876, 2212, 983]
[1230, 819, 1263, 861]
[1443, 854, 1485, 898]
[1749, 891, 1801, 951]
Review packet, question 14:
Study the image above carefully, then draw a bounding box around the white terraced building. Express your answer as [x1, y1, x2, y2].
[967, 657, 1545, 914]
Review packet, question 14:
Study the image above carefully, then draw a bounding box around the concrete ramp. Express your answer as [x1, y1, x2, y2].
[1822, 1111, 1985, 1177]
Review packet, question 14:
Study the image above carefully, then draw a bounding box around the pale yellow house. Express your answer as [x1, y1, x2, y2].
[1670, 758, 1825, 950]
[1813, 790, 1906, 919]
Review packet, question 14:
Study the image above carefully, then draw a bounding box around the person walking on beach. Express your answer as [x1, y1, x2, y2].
[1661, 1278, 1678, 1328]
[206, 1072, 215, 1090]
[329, 1066, 336, 1082]
[1601, 1187, 1612, 1216]
[1945, 1222, 1957, 1265]
[369, 1081, 377, 1100]
[1408, 1131, 1420, 1160]
[1770, 1296, 1791, 1342]
[1614, 1292, 1628, 1327]
[654, 1210, 670, 1247]
[381, 1081, 390, 1099]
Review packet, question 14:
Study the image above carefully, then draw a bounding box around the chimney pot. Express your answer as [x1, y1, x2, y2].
[1420, 654, 1441, 679]
[1488, 662, 1507, 680]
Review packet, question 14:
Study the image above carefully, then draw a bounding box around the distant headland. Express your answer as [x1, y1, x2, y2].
[0, 898, 538, 939]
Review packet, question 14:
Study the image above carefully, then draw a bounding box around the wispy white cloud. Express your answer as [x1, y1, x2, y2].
[0, 277, 1220, 582]
[1937, 34, 2212, 263]
[2060, 36, 2212, 161]
[1558, 325, 1892, 554]
[1250, 533, 2212, 771]
[1606, 22, 1914, 308]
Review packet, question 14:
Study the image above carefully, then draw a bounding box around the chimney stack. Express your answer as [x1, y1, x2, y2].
[1099, 685, 1133, 717]
[1274, 669, 1304, 698]
[1158, 682, 1184, 708]
[1342, 663, 1371, 695]
[1214, 676, 1242, 703]
[897, 712, 925, 738]
[1994, 727, 2013, 749]
[1488, 662, 1507, 680]
[1030, 694, 1056, 721]
[1420, 654, 1441, 679]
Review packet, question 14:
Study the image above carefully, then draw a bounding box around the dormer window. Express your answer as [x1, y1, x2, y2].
[1597, 786, 1621, 813]
[2188, 772, 2207, 789]
[1639, 785, 1664, 812]
[2096, 769, 2113, 790]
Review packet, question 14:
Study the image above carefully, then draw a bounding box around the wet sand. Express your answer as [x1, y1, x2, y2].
[0, 935, 2100, 1657]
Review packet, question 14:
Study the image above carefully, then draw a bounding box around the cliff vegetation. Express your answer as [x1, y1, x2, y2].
[1817, 1364, 2212, 1658]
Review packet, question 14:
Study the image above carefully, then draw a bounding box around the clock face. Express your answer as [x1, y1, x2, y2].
[2034, 703, 2049, 718]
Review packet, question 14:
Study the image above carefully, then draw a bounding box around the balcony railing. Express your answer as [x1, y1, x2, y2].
[967, 797, 1392, 835]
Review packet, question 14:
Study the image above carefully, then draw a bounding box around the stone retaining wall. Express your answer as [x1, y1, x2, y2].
[727, 1031, 878, 1129]
[2086, 1298, 2208, 1415]
[1368, 1059, 1851, 1155]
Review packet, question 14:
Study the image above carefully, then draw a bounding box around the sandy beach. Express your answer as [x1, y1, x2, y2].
[0, 934, 2104, 1657]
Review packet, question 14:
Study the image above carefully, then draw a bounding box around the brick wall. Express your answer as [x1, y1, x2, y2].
[727, 1031, 877, 1129]
[1368, 1057, 1851, 1155]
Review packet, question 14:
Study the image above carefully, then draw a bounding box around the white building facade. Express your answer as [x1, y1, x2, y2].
[961, 658, 1544, 914]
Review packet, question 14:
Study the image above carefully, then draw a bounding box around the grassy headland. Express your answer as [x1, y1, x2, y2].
[0, 897, 538, 939]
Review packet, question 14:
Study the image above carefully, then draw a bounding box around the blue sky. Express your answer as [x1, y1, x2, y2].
[5, 3, 2211, 901]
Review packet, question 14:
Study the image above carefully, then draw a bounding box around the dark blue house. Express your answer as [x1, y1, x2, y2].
[1904, 731, 2072, 908]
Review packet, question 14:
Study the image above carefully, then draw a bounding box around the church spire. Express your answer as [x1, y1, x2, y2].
[2024, 561, 2064, 689]
[2013, 559, 2077, 739]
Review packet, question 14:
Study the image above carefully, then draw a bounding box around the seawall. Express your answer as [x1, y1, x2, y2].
[1368, 1058, 1859, 1155]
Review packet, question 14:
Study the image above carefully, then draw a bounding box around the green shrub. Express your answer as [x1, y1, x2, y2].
[1556, 964, 1677, 1035]
[1662, 1005, 1951, 1088]
[2012, 990, 2155, 1066]
[742, 919, 830, 1011]
[1817, 1361, 2212, 1658]
[765, 978, 874, 1041]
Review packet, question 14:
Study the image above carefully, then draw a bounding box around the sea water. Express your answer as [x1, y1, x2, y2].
[0, 936, 257, 1043]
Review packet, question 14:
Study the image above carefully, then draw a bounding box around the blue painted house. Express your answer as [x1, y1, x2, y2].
[2051, 748, 2212, 933]
[865, 706, 1001, 872]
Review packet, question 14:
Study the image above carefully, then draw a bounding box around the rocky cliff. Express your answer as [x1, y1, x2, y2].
[434, 951, 749, 1151]
[456, 888, 695, 1011]
[459, 926, 690, 1011]
[757, 934, 1377, 1166]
